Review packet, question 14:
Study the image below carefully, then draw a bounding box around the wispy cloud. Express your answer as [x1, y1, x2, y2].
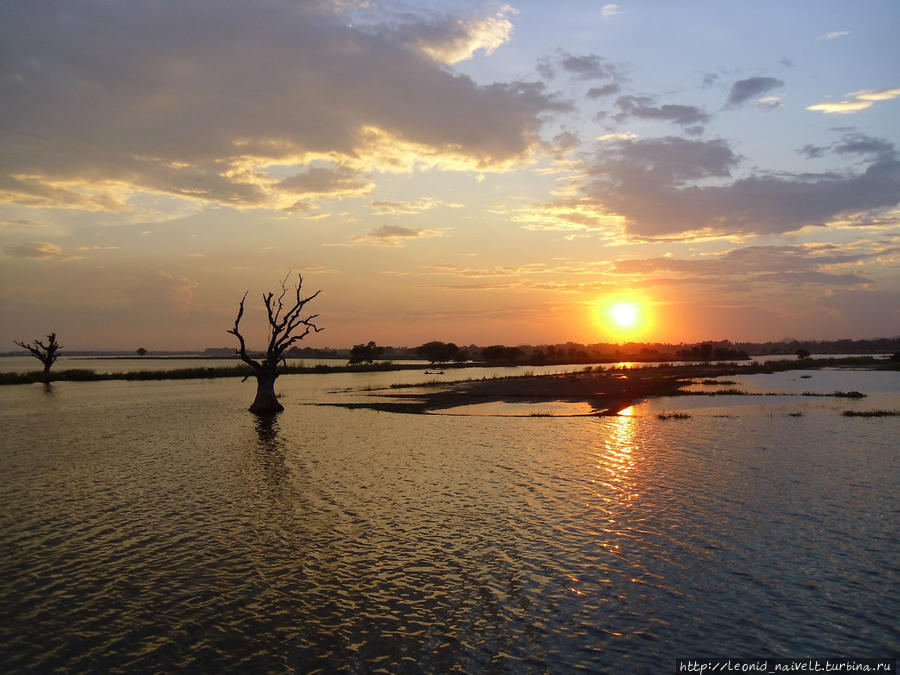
[349, 225, 447, 247]
[0, 218, 42, 230]
[3, 241, 65, 259]
[3, 240, 120, 261]
[504, 197, 627, 235]
[819, 30, 850, 40]
[277, 167, 373, 201]
[614, 95, 710, 129]
[597, 132, 638, 142]
[807, 87, 900, 114]
[369, 198, 453, 215]
[587, 83, 621, 98]
[538, 50, 626, 83]
[852, 88, 900, 102]
[609, 243, 890, 290]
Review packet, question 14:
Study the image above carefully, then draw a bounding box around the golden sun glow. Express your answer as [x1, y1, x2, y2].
[609, 302, 639, 328]
[592, 297, 654, 340]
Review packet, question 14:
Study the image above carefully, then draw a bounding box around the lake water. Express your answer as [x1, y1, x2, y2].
[1, 367, 897, 672]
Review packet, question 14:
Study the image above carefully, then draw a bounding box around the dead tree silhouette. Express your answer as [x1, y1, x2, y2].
[14, 332, 62, 384]
[228, 274, 322, 414]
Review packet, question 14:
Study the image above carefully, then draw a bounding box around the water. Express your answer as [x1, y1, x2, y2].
[1, 369, 898, 672]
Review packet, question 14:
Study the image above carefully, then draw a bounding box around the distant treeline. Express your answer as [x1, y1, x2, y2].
[3, 354, 897, 387]
[277, 337, 900, 365]
[4, 337, 898, 364]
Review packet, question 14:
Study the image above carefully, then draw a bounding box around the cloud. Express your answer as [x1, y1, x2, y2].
[561, 53, 620, 80]
[610, 244, 885, 289]
[726, 77, 784, 106]
[0, 218, 42, 230]
[817, 289, 900, 334]
[349, 224, 447, 246]
[369, 198, 453, 215]
[504, 197, 627, 234]
[277, 166, 373, 200]
[0, 1, 565, 211]
[587, 84, 621, 98]
[128, 270, 198, 317]
[301, 265, 340, 275]
[807, 101, 875, 114]
[799, 144, 828, 159]
[388, 5, 517, 65]
[852, 88, 900, 102]
[571, 135, 900, 238]
[833, 133, 896, 160]
[597, 132, 638, 142]
[807, 88, 900, 114]
[3, 240, 123, 261]
[539, 50, 625, 83]
[3, 241, 65, 259]
[819, 30, 850, 40]
[614, 95, 710, 127]
[601, 5, 620, 17]
[799, 132, 896, 162]
[75, 245, 120, 252]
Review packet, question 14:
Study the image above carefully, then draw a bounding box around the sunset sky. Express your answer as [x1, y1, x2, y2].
[2, 0, 898, 350]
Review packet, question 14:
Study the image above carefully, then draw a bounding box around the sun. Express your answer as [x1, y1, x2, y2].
[592, 297, 653, 340]
[609, 302, 639, 329]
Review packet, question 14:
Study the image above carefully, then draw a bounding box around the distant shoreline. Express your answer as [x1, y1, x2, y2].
[1, 355, 896, 388]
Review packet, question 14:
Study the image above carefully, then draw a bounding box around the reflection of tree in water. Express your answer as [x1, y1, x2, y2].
[252, 413, 290, 492]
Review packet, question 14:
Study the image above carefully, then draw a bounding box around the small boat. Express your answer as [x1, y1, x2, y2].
[424, 369, 445, 375]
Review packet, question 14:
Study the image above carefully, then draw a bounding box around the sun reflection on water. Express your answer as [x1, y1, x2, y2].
[592, 408, 641, 542]
[604, 411, 638, 503]
[590, 409, 642, 565]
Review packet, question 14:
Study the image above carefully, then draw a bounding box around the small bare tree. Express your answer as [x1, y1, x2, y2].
[15, 332, 62, 384]
[228, 273, 322, 414]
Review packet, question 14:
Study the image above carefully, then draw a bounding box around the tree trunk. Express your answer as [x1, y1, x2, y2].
[249, 370, 283, 414]
[42, 361, 52, 384]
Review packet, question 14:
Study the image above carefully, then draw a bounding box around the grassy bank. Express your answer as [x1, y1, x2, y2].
[0, 361, 432, 385]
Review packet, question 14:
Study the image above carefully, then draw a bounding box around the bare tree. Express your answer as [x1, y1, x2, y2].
[228, 274, 322, 414]
[14, 332, 62, 384]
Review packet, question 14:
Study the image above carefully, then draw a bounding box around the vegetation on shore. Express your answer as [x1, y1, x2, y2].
[657, 412, 692, 420]
[0, 361, 428, 386]
[842, 410, 900, 417]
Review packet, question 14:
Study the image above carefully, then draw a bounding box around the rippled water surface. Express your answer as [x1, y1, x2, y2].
[1, 371, 898, 672]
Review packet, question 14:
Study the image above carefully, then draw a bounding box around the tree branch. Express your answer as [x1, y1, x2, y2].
[227, 292, 262, 371]
[14, 333, 61, 367]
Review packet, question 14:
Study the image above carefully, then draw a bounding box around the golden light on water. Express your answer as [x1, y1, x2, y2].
[593, 411, 639, 520]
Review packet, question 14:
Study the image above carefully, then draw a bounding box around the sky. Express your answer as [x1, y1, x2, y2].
[1, 0, 898, 351]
